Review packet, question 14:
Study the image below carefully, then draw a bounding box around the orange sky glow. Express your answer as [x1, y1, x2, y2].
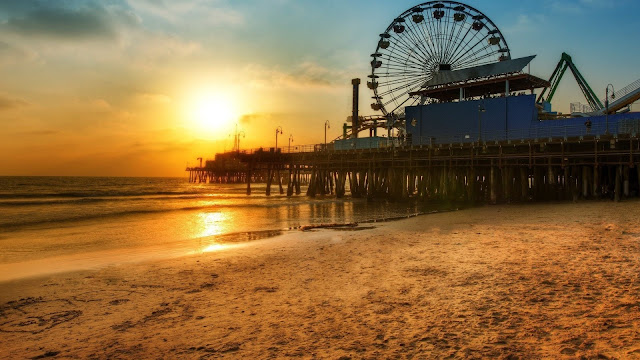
[1, 0, 638, 176]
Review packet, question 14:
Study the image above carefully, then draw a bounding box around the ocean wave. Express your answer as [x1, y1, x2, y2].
[0, 194, 252, 207]
[0, 200, 310, 231]
[0, 190, 215, 199]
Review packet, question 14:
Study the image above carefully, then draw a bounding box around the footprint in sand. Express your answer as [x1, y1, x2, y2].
[0, 298, 82, 334]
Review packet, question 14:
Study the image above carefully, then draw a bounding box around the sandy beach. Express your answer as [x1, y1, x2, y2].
[1, 201, 640, 359]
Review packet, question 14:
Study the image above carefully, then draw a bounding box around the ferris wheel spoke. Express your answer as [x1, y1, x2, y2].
[422, 11, 442, 60]
[383, 45, 427, 66]
[413, 14, 440, 60]
[444, 21, 473, 65]
[378, 77, 430, 99]
[376, 72, 428, 81]
[455, 43, 496, 64]
[378, 73, 430, 91]
[385, 39, 429, 68]
[449, 33, 490, 66]
[453, 41, 495, 67]
[382, 51, 427, 71]
[437, 12, 452, 62]
[415, 10, 438, 59]
[382, 61, 425, 73]
[448, 28, 484, 64]
[391, 29, 432, 66]
[439, 8, 454, 60]
[442, 8, 464, 61]
[377, 71, 431, 83]
[444, 23, 467, 63]
[380, 62, 426, 73]
[378, 77, 429, 93]
[454, 50, 498, 69]
[403, 21, 436, 63]
[383, 80, 427, 110]
[380, 76, 428, 102]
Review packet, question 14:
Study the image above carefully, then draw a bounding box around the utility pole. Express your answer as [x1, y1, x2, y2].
[275, 126, 283, 149]
[605, 84, 615, 135]
[324, 120, 330, 150]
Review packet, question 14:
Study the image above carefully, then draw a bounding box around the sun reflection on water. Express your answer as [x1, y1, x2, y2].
[197, 211, 228, 238]
[201, 243, 231, 253]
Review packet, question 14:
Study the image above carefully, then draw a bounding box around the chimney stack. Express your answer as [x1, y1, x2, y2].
[351, 78, 360, 139]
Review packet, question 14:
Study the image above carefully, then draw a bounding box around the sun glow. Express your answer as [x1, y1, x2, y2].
[188, 91, 238, 136]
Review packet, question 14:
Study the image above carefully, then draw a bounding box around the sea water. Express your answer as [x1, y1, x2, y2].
[0, 176, 425, 280]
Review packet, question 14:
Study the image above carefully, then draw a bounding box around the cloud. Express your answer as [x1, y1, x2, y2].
[76, 98, 132, 122]
[137, 92, 172, 104]
[2, 2, 140, 40]
[549, 1, 584, 14]
[0, 40, 38, 65]
[239, 112, 274, 125]
[0, 93, 27, 110]
[17, 130, 59, 136]
[505, 14, 532, 33]
[246, 61, 348, 90]
[545, 0, 613, 14]
[127, 0, 244, 26]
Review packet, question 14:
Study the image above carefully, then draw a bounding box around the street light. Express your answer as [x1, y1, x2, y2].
[324, 120, 330, 149]
[605, 84, 615, 135]
[478, 102, 486, 143]
[288, 134, 294, 153]
[231, 123, 245, 152]
[275, 126, 283, 149]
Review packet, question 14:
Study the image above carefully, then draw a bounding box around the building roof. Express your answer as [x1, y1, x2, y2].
[410, 73, 550, 102]
[422, 55, 537, 88]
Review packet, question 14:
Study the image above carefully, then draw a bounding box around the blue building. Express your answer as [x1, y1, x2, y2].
[403, 56, 640, 145]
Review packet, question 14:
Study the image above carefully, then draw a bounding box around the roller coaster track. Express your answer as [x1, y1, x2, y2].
[602, 78, 640, 114]
[333, 115, 390, 141]
[537, 52, 603, 111]
[538, 52, 640, 115]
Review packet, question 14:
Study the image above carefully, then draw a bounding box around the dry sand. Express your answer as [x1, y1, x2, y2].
[1, 201, 640, 359]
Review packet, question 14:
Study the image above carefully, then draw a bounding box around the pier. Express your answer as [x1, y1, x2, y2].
[187, 1, 640, 205]
[187, 127, 640, 203]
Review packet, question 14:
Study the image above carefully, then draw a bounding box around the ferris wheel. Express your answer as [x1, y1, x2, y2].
[369, 1, 511, 123]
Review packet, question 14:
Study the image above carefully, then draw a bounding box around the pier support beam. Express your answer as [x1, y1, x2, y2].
[490, 163, 497, 204]
[593, 166, 600, 199]
[623, 165, 630, 197]
[614, 165, 622, 202]
[520, 167, 529, 201]
[246, 167, 252, 195]
[582, 166, 590, 199]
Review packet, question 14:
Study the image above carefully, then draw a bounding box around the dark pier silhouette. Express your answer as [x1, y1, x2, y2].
[187, 132, 640, 204]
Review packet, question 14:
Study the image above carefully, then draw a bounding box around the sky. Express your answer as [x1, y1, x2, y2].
[1, 0, 639, 176]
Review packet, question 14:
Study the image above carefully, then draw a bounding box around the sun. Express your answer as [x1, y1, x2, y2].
[189, 92, 238, 135]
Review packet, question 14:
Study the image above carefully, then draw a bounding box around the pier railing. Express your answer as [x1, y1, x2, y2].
[222, 118, 640, 156]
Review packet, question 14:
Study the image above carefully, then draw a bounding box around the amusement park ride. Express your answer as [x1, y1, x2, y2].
[336, 1, 640, 146]
[189, 1, 640, 204]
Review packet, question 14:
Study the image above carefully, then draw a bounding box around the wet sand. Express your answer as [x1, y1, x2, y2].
[1, 201, 639, 359]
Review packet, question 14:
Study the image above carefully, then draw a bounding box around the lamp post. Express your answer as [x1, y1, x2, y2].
[605, 84, 615, 135]
[478, 102, 486, 143]
[275, 126, 283, 150]
[324, 120, 330, 150]
[288, 134, 294, 153]
[232, 123, 245, 152]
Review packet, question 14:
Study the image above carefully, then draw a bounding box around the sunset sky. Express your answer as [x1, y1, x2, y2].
[2, 0, 639, 177]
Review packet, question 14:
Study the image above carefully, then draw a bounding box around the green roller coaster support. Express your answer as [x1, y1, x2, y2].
[537, 52, 603, 111]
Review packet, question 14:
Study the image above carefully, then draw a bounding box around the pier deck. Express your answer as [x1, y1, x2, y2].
[187, 133, 640, 203]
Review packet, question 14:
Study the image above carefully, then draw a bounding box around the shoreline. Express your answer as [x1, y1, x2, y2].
[1, 201, 639, 358]
[0, 201, 461, 283]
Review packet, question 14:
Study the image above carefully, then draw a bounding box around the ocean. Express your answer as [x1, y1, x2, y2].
[0, 176, 426, 281]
